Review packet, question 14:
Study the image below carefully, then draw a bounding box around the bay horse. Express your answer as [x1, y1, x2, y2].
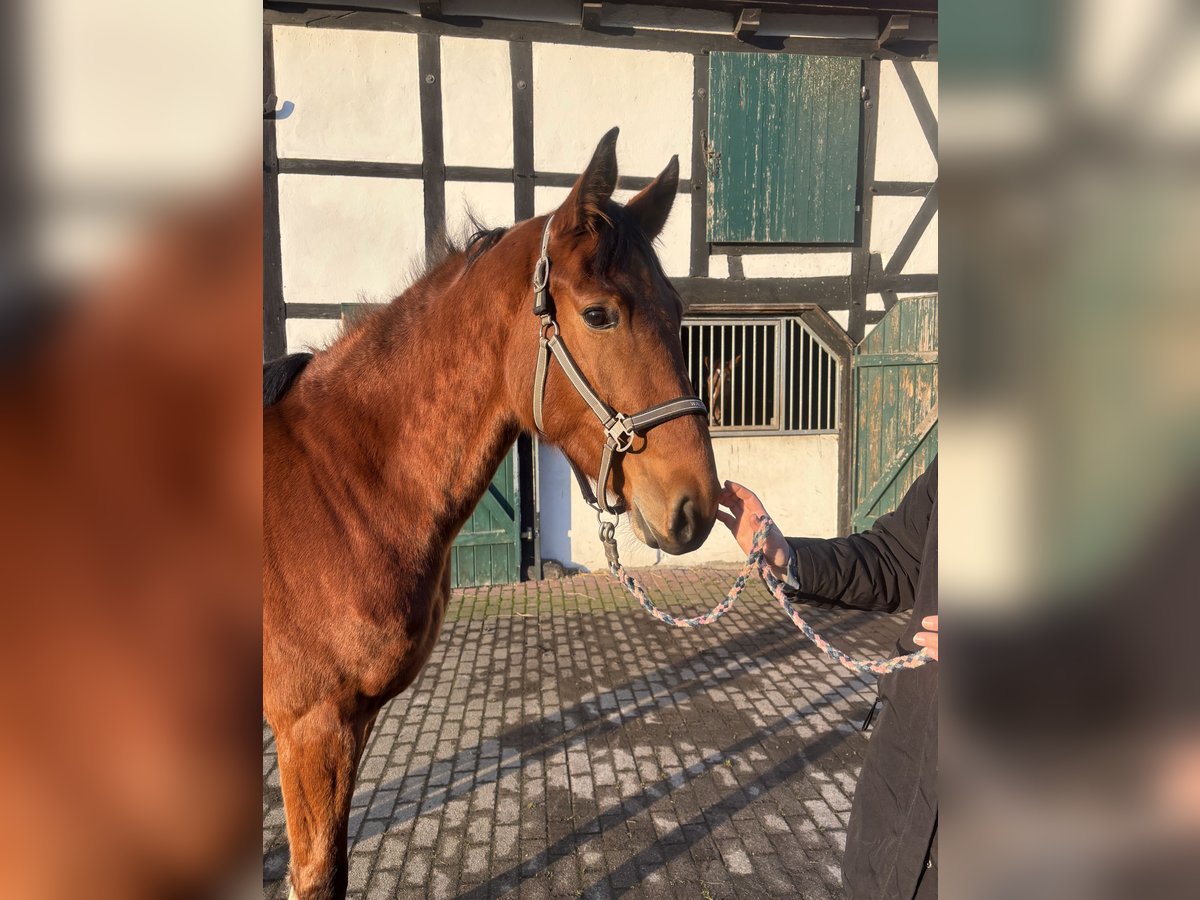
[264, 128, 720, 899]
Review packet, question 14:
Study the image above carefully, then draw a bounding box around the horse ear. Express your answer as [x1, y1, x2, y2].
[625, 155, 679, 241]
[557, 127, 620, 233]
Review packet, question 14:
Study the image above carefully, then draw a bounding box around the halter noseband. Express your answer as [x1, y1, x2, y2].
[530, 214, 707, 520]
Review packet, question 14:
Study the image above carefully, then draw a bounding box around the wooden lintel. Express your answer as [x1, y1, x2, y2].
[418, 1, 441, 18]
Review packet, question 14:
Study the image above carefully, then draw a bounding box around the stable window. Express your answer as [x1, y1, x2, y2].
[681, 317, 840, 436]
[707, 53, 862, 243]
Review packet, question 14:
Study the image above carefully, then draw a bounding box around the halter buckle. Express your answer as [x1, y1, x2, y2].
[604, 414, 636, 452]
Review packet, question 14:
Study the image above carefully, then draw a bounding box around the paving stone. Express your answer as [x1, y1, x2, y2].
[263, 568, 906, 899]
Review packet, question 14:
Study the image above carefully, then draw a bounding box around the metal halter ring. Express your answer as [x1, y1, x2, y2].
[596, 509, 621, 567]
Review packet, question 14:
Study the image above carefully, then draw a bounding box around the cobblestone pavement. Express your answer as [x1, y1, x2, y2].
[263, 567, 909, 900]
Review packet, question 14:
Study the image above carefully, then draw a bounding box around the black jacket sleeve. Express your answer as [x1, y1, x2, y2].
[780, 458, 936, 614]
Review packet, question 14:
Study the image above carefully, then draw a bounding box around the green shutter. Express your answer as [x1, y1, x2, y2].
[707, 53, 862, 243]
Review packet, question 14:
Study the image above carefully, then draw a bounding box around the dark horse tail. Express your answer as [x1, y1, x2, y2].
[263, 352, 313, 407]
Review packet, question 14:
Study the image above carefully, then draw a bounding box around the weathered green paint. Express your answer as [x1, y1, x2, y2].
[852, 296, 938, 532]
[707, 52, 861, 243]
[450, 445, 520, 587]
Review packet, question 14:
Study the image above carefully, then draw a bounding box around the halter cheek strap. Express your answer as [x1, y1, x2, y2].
[530, 214, 707, 516]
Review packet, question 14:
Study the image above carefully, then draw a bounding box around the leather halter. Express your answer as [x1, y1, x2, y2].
[531, 214, 707, 518]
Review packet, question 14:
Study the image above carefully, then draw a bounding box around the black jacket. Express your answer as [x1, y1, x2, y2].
[782, 457, 937, 900]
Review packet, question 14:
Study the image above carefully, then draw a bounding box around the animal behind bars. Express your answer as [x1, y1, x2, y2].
[704, 353, 741, 427]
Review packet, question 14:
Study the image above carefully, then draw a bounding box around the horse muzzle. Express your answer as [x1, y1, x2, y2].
[631, 491, 715, 555]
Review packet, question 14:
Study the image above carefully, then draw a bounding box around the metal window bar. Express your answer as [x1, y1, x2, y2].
[681, 317, 837, 436]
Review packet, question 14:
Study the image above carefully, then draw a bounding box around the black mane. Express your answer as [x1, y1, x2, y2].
[464, 225, 509, 266]
[263, 352, 313, 407]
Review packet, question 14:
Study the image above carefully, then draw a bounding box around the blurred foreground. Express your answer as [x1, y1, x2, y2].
[940, 0, 1200, 896]
[0, 2, 261, 898]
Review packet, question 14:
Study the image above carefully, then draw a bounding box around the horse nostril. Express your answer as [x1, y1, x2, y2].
[670, 496, 699, 545]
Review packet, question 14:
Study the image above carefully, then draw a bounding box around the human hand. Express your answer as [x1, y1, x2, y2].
[913, 615, 938, 660]
[716, 481, 790, 573]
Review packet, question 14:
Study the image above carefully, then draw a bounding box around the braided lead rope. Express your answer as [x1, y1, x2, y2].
[608, 516, 932, 676]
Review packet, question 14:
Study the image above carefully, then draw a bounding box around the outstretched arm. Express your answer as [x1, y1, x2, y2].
[717, 459, 936, 614]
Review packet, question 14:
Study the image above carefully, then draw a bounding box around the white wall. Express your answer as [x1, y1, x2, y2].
[541, 434, 841, 572]
[875, 60, 938, 181]
[532, 44, 694, 180]
[273, 26, 421, 163]
[870, 60, 938, 275]
[441, 37, 514, 168]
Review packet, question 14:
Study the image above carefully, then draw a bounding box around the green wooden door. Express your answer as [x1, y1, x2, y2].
[851, 296, 938, 532]
[707, 52, 862, 243]
[450, 445, 521, 587]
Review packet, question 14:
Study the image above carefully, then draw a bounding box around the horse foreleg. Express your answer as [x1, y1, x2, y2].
[276, 705, 362, 900]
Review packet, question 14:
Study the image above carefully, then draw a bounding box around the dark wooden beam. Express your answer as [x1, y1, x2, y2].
[263, 24, 286, 361]
[869, 273, 938, 293]
[690, 51, 710, 277]
[418, 1, 441, 18]
[277, 159, 423, 178]
[674, 276, 853, 308]
[286, 303, 342, 320]
[848, 57, 880, 344]
[870, 180, 934, 196]
[417, 33, 445, 255]
[511, 42, 534, 220]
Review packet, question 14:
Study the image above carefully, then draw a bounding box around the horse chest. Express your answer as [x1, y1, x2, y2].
[349, 576, 450, 702]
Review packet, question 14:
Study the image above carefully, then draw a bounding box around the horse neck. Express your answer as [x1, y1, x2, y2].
[298, 256, 527, 544]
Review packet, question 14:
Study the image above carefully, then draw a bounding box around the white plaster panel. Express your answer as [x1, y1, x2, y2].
[278, 174, 425, 304]
[445, 181, 516, 240]
[440, 37, 514, 168]
[871, 196, 938, 275]
[547, 434, 841, 571]
[874, 59, 938, 182]
[532, 44, 693, 179]
[866, 292, 886, 311]
[534, 185, 691, 277]
[273, 26, 421, 163]
[831, 310, 850, 331]
[286, 318, 342, 354]
[740, 252, 853, 278]
[707, 255, 730, 278]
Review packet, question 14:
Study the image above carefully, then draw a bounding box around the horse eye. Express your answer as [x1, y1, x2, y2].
[582, 306, 617, 330]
